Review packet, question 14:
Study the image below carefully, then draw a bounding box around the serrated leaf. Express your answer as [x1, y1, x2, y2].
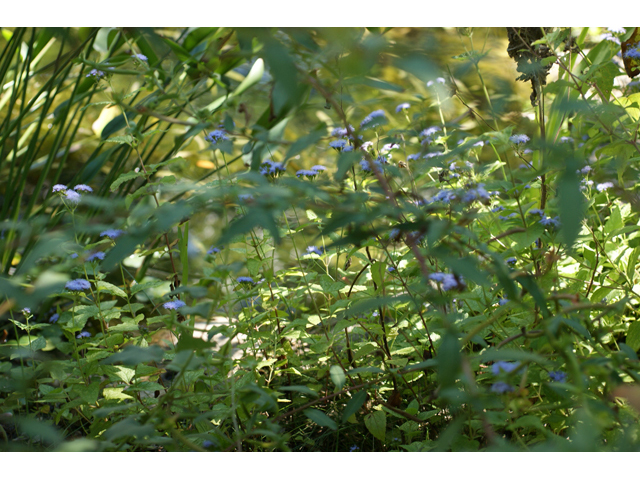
[103, 135, 133, 145]
[110, 171, 145, 192]
[96, 281, 127, 298]
[304, 408, 337, 430]
[364, 410, 386, 441]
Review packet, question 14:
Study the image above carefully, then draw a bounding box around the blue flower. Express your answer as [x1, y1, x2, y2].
[387, 266, 396, 273]
[420, 126, 441, 138]
[430, 272, 464, 291]
[389, 228, 402, 241]
[506, 257, 516, 265]
[624, 45, 640, 59]
[331, 127, 349, 137]
[202, 440, 214, 448]
[349, 445, 359, 452]
[498, 213, 517, 220]
[23, 308, 31, 315]
[296, 169, 318, 178]
[86, 69, 105, 78]
[491, 382, 514, 394]
[132, 53, 148, 61]
[560, 136, 574, 144]
[381, 143, 399, 153]
[462, 184, 490, 203]
[100, 229, 124, 239]
[52, 184, 67, 193]
[510, 134, 530, 144]
[237, 276, 255, 284]
[76, 331, 91, 339]
[548, 371, 567, 383]
[491, 205, 504, 213]
[359, 159, 372, 172]
[238, 194, 253, 202]
[426, 77, 445, 87]
[329, 139, 348, 150]
[205, 129, 229, 144]
[498, 298, 509, 306]
[491, 361, 520, 375]
[407, 153, 421, 161]
[431, 190, 456, 203]
[163, 300, 186, 310]
[360, 109, 386, 129]
[529, 208, 544, 216]
[395, 102, 410, 112]
[596, 182, 613, 192]
[601, 32, 621, 45]
[343, 145, 353, 152]
[73, 184, 93, 193]
[208, 246, 222, 254]
[305, 246, 323, 256]
[580, 166, 592, 174]
[86, 251, 105, 262]
[539, 216, 561, 227]
[49, 313, 59, 323]
[311, 165, 326, 172]
[70, 253, 79, 259]
[66, 279, 91, 291]
[64, 190, 81, 204]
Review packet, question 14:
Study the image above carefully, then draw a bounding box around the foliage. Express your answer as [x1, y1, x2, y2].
[2, 27, 640, 452]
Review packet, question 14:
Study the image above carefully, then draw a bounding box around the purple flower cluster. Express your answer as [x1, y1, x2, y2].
[360, 109, 386, 129]
[205, 129, 229, 144]
[163, 300, 186, 310]
[259, 159, 286, 177]
[65, 279, 91, 291]
[429, 272, 464, 291]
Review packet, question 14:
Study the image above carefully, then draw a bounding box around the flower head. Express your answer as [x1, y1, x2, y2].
[381, 143, 400, 153]
[498, 298, 509, 306]
[349, 445, 359, 452]
[407, 153, 421, 161]
[360, 109, 386, 129]
[510, 134, 530, 144]
[76, 331, 91, 339]
[86, 69, 105, 78]
[296, 169, 318, 178]
[359, 159, 372, 172]
[329, 139, 347, 150]
[420, 126, 441, 138]
[395, 102, 410, 113]
[205, 129, 229, 144]
[429, 272, 464, 291]
[331, 127, 349, 137]
[65, 279, 91, 291]
[596, 182, 613, 192]
[305, 246, 323, 256]
[52, 184, 67, 193]
[529, 208, 544, 217]
[426, 77, 446, 87]
[132, 53, 148, 62]
[539, 216, 561, 227]
[208, 246, 223, 255]
[506, 257, 517, 265]
[491, 382, 514, 394]
[64, 190, 81, 204]
[237, 276, 255, 284]
[86, 251, 105, 262]
[491, 361, 520, 375]
[163, 300, 186, 310]
[548, 371, 567, 383]
[49, 313, 59, 323]
[100, 229, 124, 239]
[73, 184, 93, 193]
[624, 44, 640, 59]
[311, 165, 326, 172]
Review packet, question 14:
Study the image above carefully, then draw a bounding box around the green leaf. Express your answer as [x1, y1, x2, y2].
[278, 385, 319, 397]
[284, 124, 326, 161]
[364, 410, 386, 441]
[627, 322, 640, 352]
[342, 390, 368, 423]
[234, 58, 264, 96]
[370, 261, 386, 288]
[110, 171, 145, 192]
[101, 345, 165, 365]
[103, 135, 133, 145]
[304, 408, 337, 430]
[329, 365, 346, 390]
[96, 281, 127, 298]
[558, 158, 584, 248]
[438, 331, 461, 388]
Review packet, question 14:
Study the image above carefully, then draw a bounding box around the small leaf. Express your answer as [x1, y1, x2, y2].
[627, 322, 640, 351]
[342, 390, 367, 423]
[364, 410, 386, 441]
[329, 365, 346, 390]
[304, 408, 337, 430]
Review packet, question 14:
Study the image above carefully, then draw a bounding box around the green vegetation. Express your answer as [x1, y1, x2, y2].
[2, 27, 640, 452]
